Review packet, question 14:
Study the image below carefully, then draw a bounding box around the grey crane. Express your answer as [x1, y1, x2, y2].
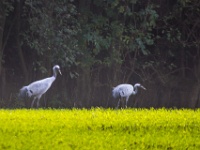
[19, 65, 62, 108]
[112, 83, 146, 108]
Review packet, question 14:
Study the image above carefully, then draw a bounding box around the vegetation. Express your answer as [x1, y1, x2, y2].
[0, 108, 200, 149]
[0, 0, 200, 108]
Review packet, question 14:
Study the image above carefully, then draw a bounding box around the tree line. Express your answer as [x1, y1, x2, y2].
[0, 0, 200, 108]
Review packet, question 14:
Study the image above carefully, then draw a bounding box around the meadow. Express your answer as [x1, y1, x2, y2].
[0, 108, 200, 150]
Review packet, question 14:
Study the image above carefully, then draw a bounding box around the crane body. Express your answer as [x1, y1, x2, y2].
[112, 83, 146, 108]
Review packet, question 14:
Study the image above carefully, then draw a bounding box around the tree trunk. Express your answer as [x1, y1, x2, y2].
[16, 0, 29, 83]
[0, 1, 6, 99]
[181, 48, 185, 78]
[190, 51, 200, 108]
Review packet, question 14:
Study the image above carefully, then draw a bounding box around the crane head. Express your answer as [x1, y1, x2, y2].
[54, 65, 62, 75]
[135, 83, 146, 90]
[140, 85, 146, 90]
[58, 68, 62, 75]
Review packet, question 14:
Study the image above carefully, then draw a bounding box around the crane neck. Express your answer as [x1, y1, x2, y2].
[53, 68, 58, 78]
[132, 85, 138, 95]
[53, 72, 57, 78]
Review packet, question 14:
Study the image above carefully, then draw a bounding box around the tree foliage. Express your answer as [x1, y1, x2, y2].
[0, 0, 200, 108]
[79, 0, 159, 67]
[23, 0, 81, 70]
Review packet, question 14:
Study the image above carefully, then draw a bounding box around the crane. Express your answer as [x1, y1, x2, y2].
[19, 65, 62, 108]
[112, 83, 146, 108]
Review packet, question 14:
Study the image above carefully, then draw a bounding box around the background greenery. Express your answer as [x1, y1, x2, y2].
[0, 0, 200, 108]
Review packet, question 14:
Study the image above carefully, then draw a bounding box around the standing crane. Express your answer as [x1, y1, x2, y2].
[19, 65, 62, 108]
[112, 83, 146, 108]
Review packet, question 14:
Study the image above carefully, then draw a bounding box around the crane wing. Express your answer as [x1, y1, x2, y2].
[28, 77, 55, 96]
[118, 84, 133, 98]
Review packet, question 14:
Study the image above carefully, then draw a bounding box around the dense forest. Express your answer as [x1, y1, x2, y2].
[0, 0, 200, 108]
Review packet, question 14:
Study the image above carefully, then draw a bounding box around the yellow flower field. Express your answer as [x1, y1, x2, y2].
[0, 108, 200, 149]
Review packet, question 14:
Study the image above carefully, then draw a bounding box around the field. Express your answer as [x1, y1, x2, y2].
[0, 108, 200, 150]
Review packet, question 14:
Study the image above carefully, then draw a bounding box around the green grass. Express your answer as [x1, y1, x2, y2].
[0, 108, 200, 150]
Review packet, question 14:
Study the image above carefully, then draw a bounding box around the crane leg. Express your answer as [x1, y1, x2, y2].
[125, 97, 129, 108]
[36, 99, 40, 108]
[31, 97, 37, 108]
[36, 96, 42, 108]
[117, 98, 121, 109]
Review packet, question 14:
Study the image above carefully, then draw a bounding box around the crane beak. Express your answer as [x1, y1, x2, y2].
[141, 85, 146, 90]
[59, 69, 62, 75]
